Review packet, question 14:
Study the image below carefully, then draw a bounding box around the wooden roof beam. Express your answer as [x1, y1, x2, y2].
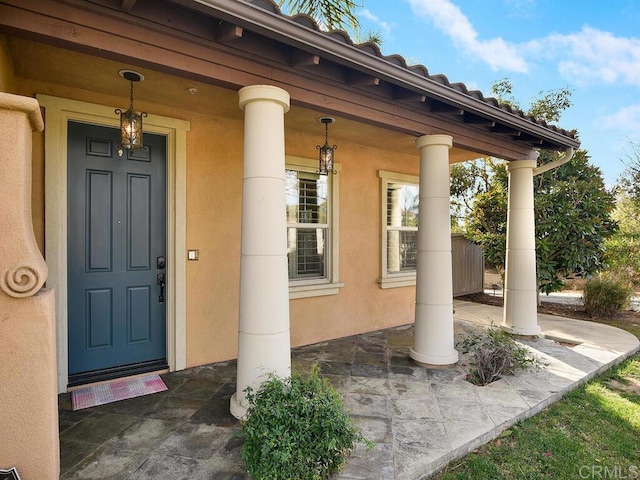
[216, 22, 243, 43]
[290, 49, 320, 67]
[463, 112, 495, 127]
[491, 124, 520, 135]
[514, 133, 544, 145]
[430, 100, 464, 116]
[393, 87, 426, 103]
[347, 70, 380, 87]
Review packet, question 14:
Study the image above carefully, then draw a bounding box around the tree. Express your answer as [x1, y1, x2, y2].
[466, 150, 616, 294]
[490, 78, 573, 123]
[276, 0, 360, 32]
[618, 140, 640, 202]
[464, 161, 508, 276]
[460, 79, 616, 294]
[276, 0, 382, 46]
[533, 150, 616, 293]
[451, 79, 574, 228]
[603, 189, 640, 285]
[450, 158, 494, 230]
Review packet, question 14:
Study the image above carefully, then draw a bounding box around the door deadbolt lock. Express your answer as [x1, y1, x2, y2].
[157, 256, 166, 269]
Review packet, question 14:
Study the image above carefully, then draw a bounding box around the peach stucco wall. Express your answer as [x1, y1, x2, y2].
[0, 92, 59, 480]
[286, 135, 420, 345]
[13, 73, 421, 370]
[183, 113, 243, 367]
[0, 42, 46, 255]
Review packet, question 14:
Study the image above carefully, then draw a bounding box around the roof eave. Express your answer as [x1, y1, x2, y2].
[183, 0, 580, 150]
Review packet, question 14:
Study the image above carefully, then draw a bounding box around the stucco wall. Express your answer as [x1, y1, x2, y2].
[0, 91, 59, 480]
[181, 116, 421, 366]
[184, 113, 243, 367]
[0, 39, 47, 258]
[15, 75, 420, 370]
[286, 134, 420, 346]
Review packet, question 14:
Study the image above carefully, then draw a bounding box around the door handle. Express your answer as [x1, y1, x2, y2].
[157, 273, 166, 303]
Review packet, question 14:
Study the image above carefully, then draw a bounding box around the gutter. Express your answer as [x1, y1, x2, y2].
[533, 147, 575, 175]
[183, 0, 580, 150]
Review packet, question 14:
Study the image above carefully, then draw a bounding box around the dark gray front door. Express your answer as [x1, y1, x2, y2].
[67, 121, 167, 381]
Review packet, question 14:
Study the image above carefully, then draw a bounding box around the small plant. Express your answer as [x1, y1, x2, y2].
[458, 327, 542, 386]
[239, 365, 373, 480]
[583, 272, 635, 316]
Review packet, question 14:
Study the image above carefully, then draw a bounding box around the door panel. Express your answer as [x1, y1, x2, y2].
[87, 170, 113, 272]
[128, 174, 151, 269]
[127, 286, 151, 343]
[67, 121, 167, 377]
[87, 288, 112, 348]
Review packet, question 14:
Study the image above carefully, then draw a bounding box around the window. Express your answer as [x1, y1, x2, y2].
[379, 171, 419, 288]
[286, 171, 327, 279]
[286, 156, 342, 298]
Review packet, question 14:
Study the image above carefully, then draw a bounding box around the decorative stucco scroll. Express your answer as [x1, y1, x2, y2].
[0, 92, 47, 298]
[1, 265, 43, 298]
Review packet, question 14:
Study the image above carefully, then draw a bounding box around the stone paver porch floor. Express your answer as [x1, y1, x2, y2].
[58, 300, 639, 479]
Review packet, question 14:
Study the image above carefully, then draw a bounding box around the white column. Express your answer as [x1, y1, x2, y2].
[502, 160, 541, 336]
[230, 85, 291, 419]
[410, 135, 459, 366]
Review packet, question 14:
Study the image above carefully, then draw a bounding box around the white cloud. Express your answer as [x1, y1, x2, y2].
[404, 1, 640, 88]
[360, 8, 392, 36]
[406, 0, 529, 73]
[601, 104, 640, 132]
[534, 27, 640, 87]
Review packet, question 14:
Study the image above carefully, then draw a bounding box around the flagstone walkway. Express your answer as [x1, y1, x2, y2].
[58, 300, 639, 479]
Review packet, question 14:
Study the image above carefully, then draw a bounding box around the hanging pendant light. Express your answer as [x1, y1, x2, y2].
[115, 70, 147, 156]
[316, 117, 337, 175]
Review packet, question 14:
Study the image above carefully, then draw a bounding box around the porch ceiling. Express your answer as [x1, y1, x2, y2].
[7, 36, 478, 162]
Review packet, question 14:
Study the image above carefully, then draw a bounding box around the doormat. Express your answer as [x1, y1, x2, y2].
[72, 374, 168, 410]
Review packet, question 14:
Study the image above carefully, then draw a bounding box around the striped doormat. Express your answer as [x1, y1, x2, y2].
[71, 374, 168, 410]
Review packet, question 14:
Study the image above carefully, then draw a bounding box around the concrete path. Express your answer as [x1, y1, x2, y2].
[485, 288, 640, 311]
[58, 301, 639, 479]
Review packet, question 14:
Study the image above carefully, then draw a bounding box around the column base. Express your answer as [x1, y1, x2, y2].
[230, 392, 247, 420]
[410, 348, 459, 366]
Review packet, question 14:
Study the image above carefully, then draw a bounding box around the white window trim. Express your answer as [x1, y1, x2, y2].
[378, 170, 418, 289]
[286, 156, 343, 299]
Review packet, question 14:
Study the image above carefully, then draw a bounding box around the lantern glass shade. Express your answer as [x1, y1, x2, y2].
[116, 107, 146, 150]
[316, 117, 337, 175]
[115, 70, 146, 153]
[318, 141, 335, 175]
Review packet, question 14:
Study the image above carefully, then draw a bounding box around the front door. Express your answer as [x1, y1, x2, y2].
[67, 121, 167, 385]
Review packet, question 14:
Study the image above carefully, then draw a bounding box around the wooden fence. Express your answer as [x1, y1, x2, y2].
[452, 234, 484, 296]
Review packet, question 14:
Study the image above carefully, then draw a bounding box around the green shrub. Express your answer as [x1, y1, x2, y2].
[239, 366, 373, 480]
[582, 273, 635, 316]
[458, 327, 542, 386]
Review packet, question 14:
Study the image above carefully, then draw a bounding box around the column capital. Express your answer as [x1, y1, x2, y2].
[507, 159, 537, 171]
[415, 134, 452, 150]
[238, 85, 290, 113]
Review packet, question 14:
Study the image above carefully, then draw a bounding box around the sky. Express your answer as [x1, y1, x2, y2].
[353, 0, 640, 186]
